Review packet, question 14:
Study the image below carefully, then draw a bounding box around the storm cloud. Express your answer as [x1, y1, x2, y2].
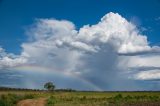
[0, 12, 160, 90]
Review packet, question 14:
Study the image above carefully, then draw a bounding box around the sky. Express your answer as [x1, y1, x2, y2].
[0, 0, 160, 91]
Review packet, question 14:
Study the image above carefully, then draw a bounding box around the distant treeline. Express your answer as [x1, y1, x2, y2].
[0, 87, 160, 92]
[0, 87, 76, 92]
[0, 87, 43, 91]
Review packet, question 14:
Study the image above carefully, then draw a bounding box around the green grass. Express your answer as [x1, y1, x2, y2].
[45, 91, 160, 106]
[46, 96, 57, 106]
[106, 94, 160, 106]
[0, 91, 160, 106]
[0, 93, 35, 106]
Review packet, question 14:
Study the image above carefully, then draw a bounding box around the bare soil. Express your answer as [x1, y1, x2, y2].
[17, 98, 46, 106]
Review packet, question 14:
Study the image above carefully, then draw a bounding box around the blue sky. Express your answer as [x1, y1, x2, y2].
[0, 0, 160, 90]
[0, 0, 160, 54]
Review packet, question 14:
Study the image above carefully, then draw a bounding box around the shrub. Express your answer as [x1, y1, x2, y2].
[0, 93, 36, 106]
[0, 94, 23, 106]
[47, 96, 56, 106]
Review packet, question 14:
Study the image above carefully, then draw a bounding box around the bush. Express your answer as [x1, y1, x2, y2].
[0, 94, 23, 106]
[0, 93, 36, 106]
[47, 96, 56, 106]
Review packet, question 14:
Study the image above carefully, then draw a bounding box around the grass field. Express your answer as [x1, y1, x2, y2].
[0, 90, 160, 106]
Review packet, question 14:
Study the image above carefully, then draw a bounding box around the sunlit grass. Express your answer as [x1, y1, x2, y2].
[0, 91, 160, 106]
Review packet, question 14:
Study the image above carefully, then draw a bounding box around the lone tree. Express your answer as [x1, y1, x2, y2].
[44, 82, 55, 91]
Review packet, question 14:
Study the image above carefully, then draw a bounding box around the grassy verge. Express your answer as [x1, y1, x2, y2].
[0, 93, 35, 106]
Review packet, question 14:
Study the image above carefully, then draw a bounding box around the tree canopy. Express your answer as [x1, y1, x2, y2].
[44, 82, 55, 91]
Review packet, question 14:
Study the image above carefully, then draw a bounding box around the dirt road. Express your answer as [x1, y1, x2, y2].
[17, 98, 46, 106]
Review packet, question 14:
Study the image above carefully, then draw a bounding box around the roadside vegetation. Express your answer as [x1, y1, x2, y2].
[0, 91, 160, 106]
[0, 93, 35, 106]
[0, 83, 160, 106]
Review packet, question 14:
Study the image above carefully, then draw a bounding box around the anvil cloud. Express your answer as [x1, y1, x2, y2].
[0, 12, 160, 90]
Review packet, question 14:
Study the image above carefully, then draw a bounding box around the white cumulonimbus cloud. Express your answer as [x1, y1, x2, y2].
[0, 12, 160, 90]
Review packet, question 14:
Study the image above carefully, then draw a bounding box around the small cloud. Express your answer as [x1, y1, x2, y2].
[133, 70, 160, 80]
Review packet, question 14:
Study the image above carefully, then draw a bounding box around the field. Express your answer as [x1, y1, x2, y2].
[0, 90, 160, 106]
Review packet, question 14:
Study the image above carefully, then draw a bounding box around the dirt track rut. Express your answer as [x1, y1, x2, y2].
[17, 98, 46, 106]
